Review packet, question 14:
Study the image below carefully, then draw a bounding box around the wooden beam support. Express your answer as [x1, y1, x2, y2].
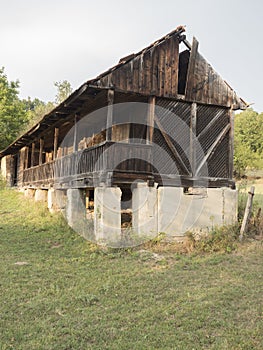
[39, 138, 44, 165]
[24, 146, 29, 169]
[195, 123, 231, 176]
[155, 114, 190, 175]
[146, 96, 155, 144]
[185, 37, 199, 100]
[189, 102, 197, 176]
[73, 115, 78, 153]
[229, 110, 234, 179]
[31, 142, 35, 167]
[53, 127, 59, 159]
[106, 89, 114, 141]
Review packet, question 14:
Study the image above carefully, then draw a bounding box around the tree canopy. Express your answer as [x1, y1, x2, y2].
[0, 67, 29, 150]
[0, 70, 73, 152]
[234, 108, 263, 177]
[54, 80, 73, 105]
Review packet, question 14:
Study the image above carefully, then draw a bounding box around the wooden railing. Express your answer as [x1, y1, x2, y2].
[22, 142, 152, 186]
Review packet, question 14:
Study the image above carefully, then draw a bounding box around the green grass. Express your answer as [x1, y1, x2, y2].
[0, 188, 263, 349]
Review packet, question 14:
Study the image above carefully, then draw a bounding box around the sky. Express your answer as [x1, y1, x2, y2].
[1, 0, 263, 112]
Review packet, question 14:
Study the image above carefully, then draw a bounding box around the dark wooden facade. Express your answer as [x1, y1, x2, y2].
[0, 26, 246, 190]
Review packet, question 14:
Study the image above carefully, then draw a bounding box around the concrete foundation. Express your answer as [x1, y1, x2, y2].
[132, 182, 158, 240]
[47, 188, 57, 213]
[94, 186, 122, 246]
[19, 183, 238, 246]
[158, 187, 238, 238]
[35, 189, 48, 202]
[66, 188, 86, 228]
[24, 188, 36, 198]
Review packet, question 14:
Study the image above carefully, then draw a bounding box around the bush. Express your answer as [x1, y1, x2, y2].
[185, 225, 239, 254]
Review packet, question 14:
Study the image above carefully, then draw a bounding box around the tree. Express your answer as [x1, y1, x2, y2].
[0, 67, 29, 150]
[54, 80, 72, 105]
[234, 108, 263, 177]
[23, 97, 55, 128]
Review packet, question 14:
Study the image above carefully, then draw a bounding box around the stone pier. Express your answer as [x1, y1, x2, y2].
[132, 182, 158, 240]
[94, 186, 122, 247]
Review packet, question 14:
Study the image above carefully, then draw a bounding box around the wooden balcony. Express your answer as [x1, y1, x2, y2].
[22, 142, 153, 187]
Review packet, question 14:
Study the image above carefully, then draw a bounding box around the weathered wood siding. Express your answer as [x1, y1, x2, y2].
[97, 36, 180, 99]
[185, 38, 242, 108]
[94, 36, 244, 109]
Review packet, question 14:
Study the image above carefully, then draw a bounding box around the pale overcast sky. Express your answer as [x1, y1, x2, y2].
[2, 0, 263, 112]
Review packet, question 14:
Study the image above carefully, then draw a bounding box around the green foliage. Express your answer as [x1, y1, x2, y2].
[234, 109, 263, 177]
[0, 67, 29, 150]
[0, 68, 73, 151]
[186, 225, 239, 253]
[54, 80, 73, 105]
[22, 97, 55, 129]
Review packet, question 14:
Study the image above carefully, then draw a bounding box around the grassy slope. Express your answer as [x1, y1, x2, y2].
[0, 189, 262, 350]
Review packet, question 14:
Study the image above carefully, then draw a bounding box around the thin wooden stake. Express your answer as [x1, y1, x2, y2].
[239, 186, 255, 241]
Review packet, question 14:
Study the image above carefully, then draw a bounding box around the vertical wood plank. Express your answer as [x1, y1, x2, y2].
[190, 102, 197, 176]
[146, 96, 155, 144]
[158, 42, 166, 96]
[39, 138, 44, 165]
[73, 115, 78, 152]
[185, 37, 199, 100]
[31, 142, 35, 167]
[164, 39, 171, 97]
[171, 37, 179, 96]
[132, 57, 140, 92]
[139, 54, 144, 94]
[53, 127, 59, 159]
[106, 89, 114, 141]
[143, 50, 152, 95]
[24, 146, 29, 169]
[229, 109, 234, 179]
[127, 61, 133, 92]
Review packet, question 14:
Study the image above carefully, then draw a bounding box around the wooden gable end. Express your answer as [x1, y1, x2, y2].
[95, 33, 245, 110]
[185, 38, 245, 109]
[96, 34, 180, 99]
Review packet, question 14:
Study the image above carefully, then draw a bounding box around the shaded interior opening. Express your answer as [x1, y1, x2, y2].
[178, 50, 190, 95]
[120, 186, 132, 229]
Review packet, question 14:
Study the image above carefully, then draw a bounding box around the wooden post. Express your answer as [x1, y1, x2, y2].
[239, 186, 255, 241]
[53, 127, 59, 159]
[146, 96, 155, 144]
[24, 146, 29, 169]
[73, 115, 78, 152]
[39, 138, 44, 165]
[31, 142, 35, 167]
[106, 89, 114, 141]
[229, 110, 234, 179]
[185, 37, 199, 100]
[190, 102, 197, 176]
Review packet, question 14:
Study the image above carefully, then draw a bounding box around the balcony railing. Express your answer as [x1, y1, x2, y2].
[22, 142, 152, 186]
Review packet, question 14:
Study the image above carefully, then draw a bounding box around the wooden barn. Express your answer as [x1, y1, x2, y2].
[0, 26, 247, 246]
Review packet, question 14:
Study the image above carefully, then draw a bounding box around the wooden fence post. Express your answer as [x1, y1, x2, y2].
[239, 186, 255, 241]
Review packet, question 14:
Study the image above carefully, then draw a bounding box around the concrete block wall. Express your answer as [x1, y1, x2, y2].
[158, 187, 238, 238]
[19, 183, 238, 246]
[132, 182, 158, 240]
[94, 186, 122, 246]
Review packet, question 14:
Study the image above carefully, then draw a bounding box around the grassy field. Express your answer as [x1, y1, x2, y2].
[0, 188, 262, 349]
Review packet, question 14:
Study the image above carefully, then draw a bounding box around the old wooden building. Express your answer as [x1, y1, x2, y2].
[0, 26, 246, 246]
